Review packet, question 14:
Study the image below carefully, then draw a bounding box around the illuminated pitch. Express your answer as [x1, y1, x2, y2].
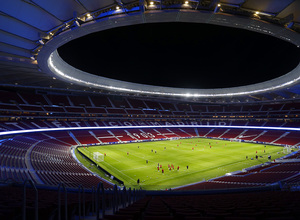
[78, 138, 285, 190]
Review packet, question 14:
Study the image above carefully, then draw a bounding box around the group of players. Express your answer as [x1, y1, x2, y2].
[156, 163, 182, 173]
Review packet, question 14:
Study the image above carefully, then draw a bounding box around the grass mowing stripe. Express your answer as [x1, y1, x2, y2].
[76, 137, 285, 190]
[78, 148, 138, 184]
[100, 161, 137, 183]
[141, 159, 249, 186]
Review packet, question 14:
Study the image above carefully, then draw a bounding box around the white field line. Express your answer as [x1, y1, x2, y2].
[101, 161, 137, 183]
[120, 165, 149, 172]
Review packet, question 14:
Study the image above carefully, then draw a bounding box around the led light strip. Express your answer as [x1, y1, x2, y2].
[49, 53, 300, 98]
[1, 125, 300, 137]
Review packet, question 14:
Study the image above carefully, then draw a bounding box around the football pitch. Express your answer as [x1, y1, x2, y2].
[77, 138, 285, 190]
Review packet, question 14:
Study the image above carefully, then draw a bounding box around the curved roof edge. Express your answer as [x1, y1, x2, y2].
[37, 10, 300, 98]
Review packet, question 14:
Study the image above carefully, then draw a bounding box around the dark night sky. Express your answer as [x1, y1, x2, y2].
[58, 22, 300, 89]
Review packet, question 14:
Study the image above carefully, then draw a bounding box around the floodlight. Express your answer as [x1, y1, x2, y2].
[75, 20, 80, 27]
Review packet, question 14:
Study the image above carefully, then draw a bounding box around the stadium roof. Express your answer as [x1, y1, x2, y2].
[1, 0, 300, 103]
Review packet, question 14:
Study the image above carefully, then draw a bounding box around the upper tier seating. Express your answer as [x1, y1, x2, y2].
[47, 94, 70, 106]
[160, 102, 176, 111]
[19, 105, 44, 112]
[106, 108, 127, 114]
[85, 107, 107, 114]
[89, 95, 112, 107]
[144, 100, 162, 110]
[242, 104, 262, 111]
[110, 96, 130, 108]
[223, 105, 242, 112]
[0, 103, 20, 111]
[282, 102, 300, 110]
[177, 103, 192, 111]
[127, 98, 147, 108]
[126, 109, 144, 115]
[261, 103, 284, 111]
[1, 88, 300, 122]
[64, 106, 86, 113]
[191, 104, 207, 112]
[0, 90, 24, 104]
[43, 106, 65, 113]
[207, 105, 223, 112]
[20, 92, 48, 105]
[68, 95, 92, 106]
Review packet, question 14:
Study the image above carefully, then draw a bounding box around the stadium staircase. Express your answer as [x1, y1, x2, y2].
[271, 132, 290, 144]
[251, 130, 267, 142]
[24, 140, 44, 184]
[68, 131, 81, 145]
[204, 129, 215, 137]
[218, 129, 230, 138]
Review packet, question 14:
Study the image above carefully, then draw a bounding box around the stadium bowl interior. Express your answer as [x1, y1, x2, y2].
[1, 0, 300, 219]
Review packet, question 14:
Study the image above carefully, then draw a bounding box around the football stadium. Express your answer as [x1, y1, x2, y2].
[1, 0, 300, 219]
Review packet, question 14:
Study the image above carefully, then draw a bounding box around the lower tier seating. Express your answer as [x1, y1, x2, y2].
[0, 127, 300, 191]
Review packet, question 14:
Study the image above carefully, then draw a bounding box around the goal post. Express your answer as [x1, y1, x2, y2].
[93, 152, 104, 162]
[283, 145, 291, 154]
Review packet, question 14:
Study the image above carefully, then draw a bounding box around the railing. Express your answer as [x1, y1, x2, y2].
[23, 179, 38, 220]
[78, 185, 85, 220]
[57, 182, 68, 220]
[4, 179, 145, 220]
[96, 182, 105, 220]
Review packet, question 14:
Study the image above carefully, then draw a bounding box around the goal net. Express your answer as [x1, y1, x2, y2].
[283, 145, 291, 154]
[93, 152, 104, 162]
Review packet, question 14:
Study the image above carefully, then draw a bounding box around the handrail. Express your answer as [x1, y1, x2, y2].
[133, 188, 136, 203]
[91, 186, 96, 215]
[57, 182, 68, 220]
[22, 179, 38, 220]
[113, 185, 118, 214]
[96, 182, 105, 220]
[128, 187, 131, 205]
[78, 185, 85, 220]
[122, 187, 127, 208]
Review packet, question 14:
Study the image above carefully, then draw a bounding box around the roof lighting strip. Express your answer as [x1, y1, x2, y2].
[1, 125, 300, 136]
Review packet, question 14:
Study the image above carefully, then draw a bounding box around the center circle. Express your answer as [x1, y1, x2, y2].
[58, 22, 300, 89]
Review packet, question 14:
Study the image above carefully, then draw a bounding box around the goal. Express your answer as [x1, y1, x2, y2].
[283, 145, 291, 154]
[93, 152, 104, 162]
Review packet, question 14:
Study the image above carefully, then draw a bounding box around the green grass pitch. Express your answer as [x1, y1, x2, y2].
[77, 138, 285, 190]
